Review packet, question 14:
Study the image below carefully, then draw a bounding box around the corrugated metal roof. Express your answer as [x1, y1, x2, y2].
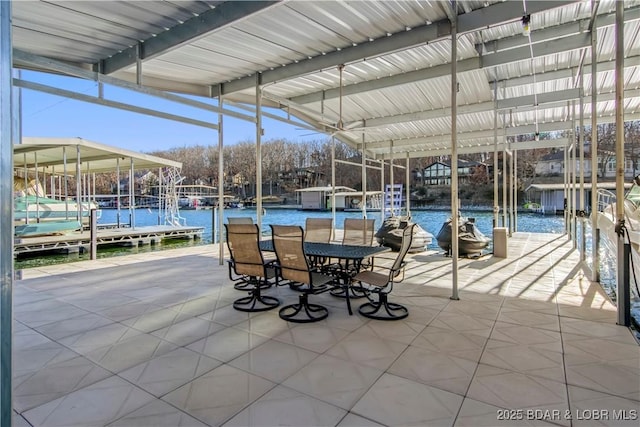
[9, 0, 640, 160]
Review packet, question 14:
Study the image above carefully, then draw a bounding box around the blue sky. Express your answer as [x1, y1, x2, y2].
[20, 70, 325, 153]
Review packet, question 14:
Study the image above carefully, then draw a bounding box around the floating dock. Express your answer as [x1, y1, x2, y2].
[13, 225, 204, 256]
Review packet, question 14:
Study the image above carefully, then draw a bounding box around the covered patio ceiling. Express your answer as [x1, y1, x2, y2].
[9, 0, 640, 160]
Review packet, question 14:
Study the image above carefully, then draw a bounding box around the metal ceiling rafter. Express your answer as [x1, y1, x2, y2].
[289, 33, 590, 104]
[345, 88, 588, 130]
[375, 138, 572, 160]
[100, 1, 281, 75]
[13, 49, 256, 123]
[362, 111, 640, 151]
[492, 55, 640, 88]
[215, 0, 574, 96]
[479, 5, 640, 54]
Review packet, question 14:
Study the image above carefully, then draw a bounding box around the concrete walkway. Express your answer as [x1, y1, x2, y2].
[12, 232, 639, 426]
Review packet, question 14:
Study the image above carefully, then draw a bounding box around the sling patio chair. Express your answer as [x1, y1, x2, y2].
[227, 217, 254, 224]
[342, 218, 375, 246]
[225, 223, 280, 312]
[270, 224, 339, 323]
[351, 224, 415, 320]
[304, 217, 333, 243]
[304, 217, 333, 268]
[328, 218, 376, 298]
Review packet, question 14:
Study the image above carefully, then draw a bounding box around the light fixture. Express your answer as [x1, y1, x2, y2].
[521, 14, 531, 37]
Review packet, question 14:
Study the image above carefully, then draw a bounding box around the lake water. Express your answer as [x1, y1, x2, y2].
[117, 207, 567, 247]
[16, 207, 567, 269]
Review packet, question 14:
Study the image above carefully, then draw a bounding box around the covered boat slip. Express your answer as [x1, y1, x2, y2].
[12, 137, 203, 254]
[2, 0, 640, 423]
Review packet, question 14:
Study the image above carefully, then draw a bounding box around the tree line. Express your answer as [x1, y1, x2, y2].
[88, 121, 640, 199]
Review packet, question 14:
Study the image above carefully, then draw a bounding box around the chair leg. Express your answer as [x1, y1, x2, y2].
[279, 293, 328, 323]
[358, 293, 408, 320]
[233, 279, 280, 312]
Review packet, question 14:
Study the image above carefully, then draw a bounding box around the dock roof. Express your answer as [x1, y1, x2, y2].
[9, 1, 640, 159]
[14, 137, 182, 174]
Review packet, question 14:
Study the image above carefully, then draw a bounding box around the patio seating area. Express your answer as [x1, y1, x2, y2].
[12, 232, 639, 426]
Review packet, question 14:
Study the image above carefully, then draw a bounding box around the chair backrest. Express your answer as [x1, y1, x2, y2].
[342, 218, 375, 246]
[390, 224, 415, 278]
[304, 218, 333, 243]
[225, 223, 266, 278]
[271, 225, 311, 285]
[228, 217, 253, 224]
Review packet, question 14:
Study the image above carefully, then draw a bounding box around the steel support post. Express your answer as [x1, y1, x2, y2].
[450, 1, 460, 301]
[0, 1, 13, 425]
[590, 0, 600, 282]
[615, 1, 628, 326]
[217, 85, 225, 264]
[256, 75, 263, 230]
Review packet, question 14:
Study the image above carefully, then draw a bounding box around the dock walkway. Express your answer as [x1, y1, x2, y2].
[14, 225, 204, 256]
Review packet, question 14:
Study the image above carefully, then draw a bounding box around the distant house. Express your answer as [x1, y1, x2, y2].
[279, 167, 325, 189]
[416, 159, 487, 185]
[535, 149, 637, 178]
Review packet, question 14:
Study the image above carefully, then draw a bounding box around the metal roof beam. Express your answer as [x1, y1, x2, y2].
[363, 111, 640, 151]
[217, 1, 573, 96]
[493, 55, 640, 88]
[100, 1, 280, 75]
[478, 5, 640, 54]
[290, 33, 590, 104]
[457, 1, 572, 33]
[346, 88, 596, 129]
[376, 138, 571, 160]
[14, 49, 256, 122]
[496, 88, 582, 110]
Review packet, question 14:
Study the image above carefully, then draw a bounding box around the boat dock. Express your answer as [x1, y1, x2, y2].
[13, 225, 204, 256]
[11, 232, 639, 426]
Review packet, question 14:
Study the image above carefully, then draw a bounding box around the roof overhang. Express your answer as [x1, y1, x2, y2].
[14, 137, 181, 174]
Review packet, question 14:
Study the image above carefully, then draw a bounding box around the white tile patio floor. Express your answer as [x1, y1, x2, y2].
[11, 232, 640, 427]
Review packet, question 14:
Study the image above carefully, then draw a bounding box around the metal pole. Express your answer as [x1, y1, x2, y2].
[0, 1, 14, 424]
[76, 145, 82, 223]
[380, 159, 385, 220]
[389, 141, 394, 216]
[502, 114, 508, 227]
[35, 152, 40, 220]
[579, 65, 586, 262]
[615, 1, 629, 326]
[116, 157, 121, 227]
[217, 85, 225, 264]
[90, 209, 97, 260]
[564, 134, 569, 236]
[362, 135, 367, 219]
[591, 1, 600, 282]
[514, 149, 518, 232]
[509, 145, 513, 237]
[331, 135, 336, 240]
[493, 81, 499, 228]
[406, 152, 411, 217]
[450, 1, 459, 301]
[256, 74, 263, 232]
[571, 101, 577, 249]
[63, 147, 69, 220]
[130, 158, 135, 229]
